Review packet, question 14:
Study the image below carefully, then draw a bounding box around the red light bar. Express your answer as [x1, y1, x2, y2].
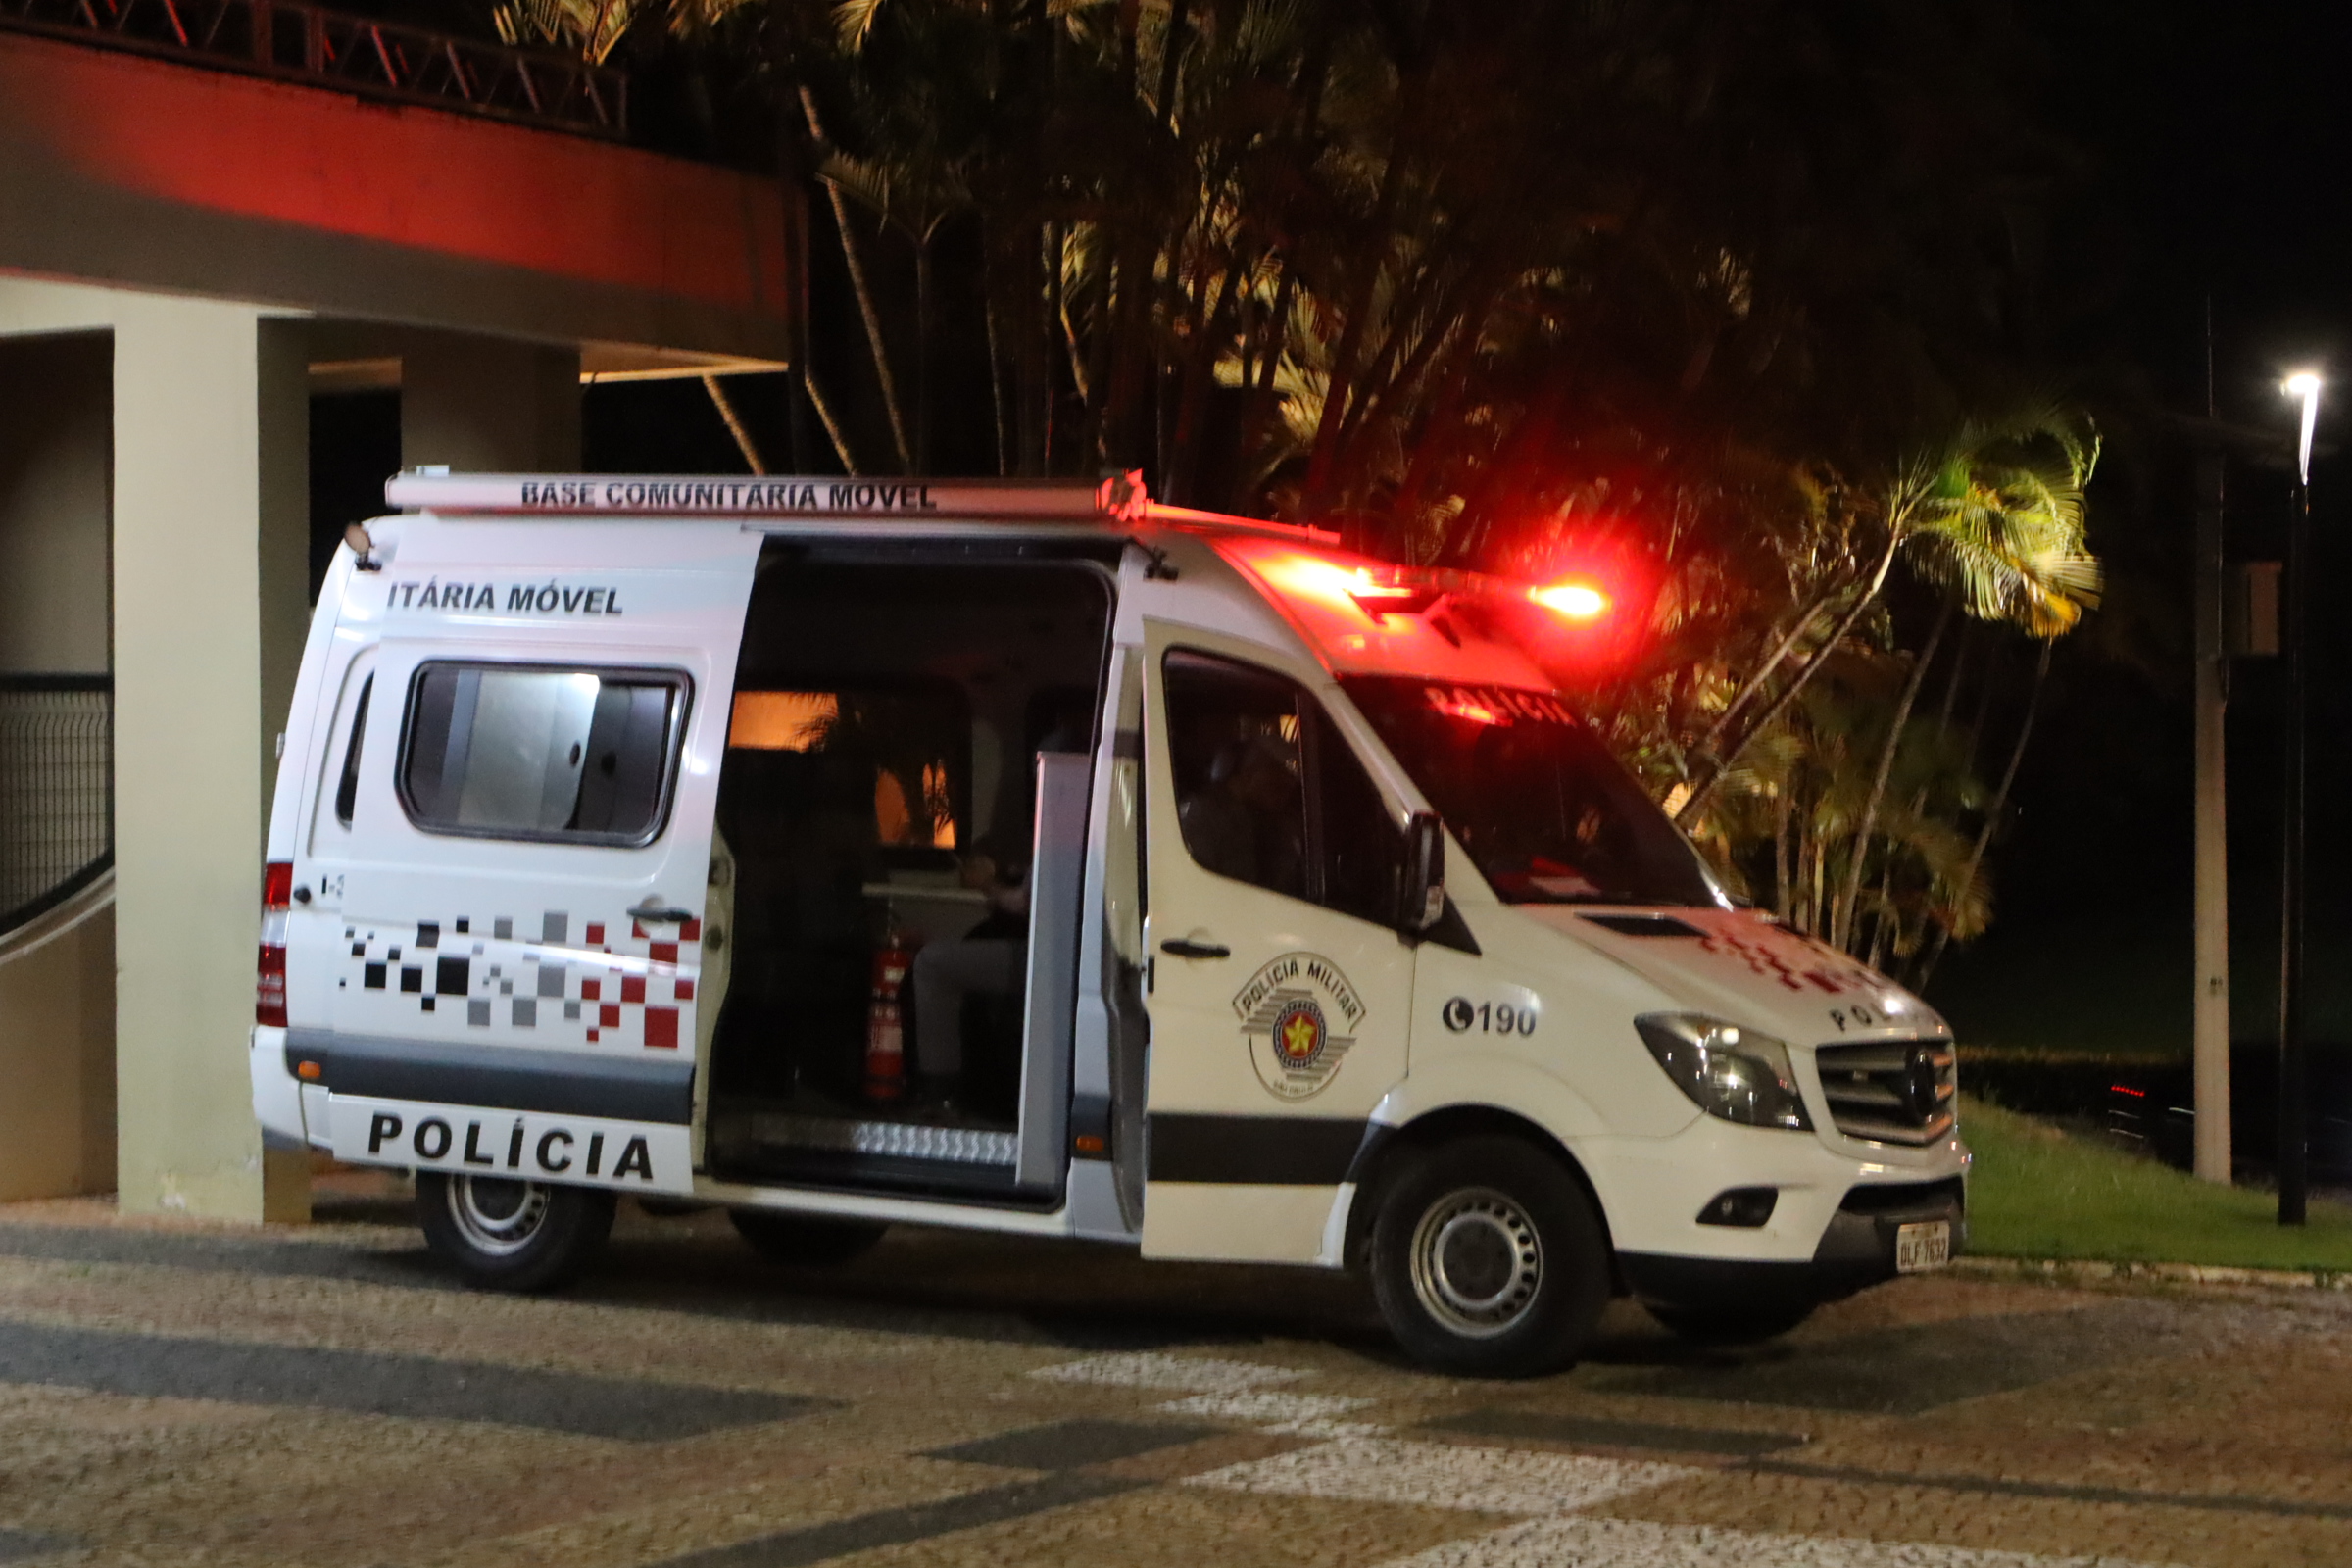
[1531, 579, 1609, 619]
[1349, 568, 1444, 619]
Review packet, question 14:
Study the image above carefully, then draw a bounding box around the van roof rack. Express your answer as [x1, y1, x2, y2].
[385, 469, 1151, 522]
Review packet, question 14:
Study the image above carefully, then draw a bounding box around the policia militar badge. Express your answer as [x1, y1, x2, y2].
[1233, 952, 1365, 1101]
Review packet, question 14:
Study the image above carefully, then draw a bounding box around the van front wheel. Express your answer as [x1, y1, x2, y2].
[416, 1172, 614, 1292]
[1368, 1136, 1610, 1378]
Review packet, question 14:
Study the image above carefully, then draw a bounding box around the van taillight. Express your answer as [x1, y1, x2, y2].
[257, 860, 292, 1027]
[255, 944, 288, 1027]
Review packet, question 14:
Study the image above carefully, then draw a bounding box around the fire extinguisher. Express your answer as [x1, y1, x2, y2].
[865, 925, 915, 1103]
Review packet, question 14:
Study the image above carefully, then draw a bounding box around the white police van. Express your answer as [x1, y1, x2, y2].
[251, 471, 1964, 1376]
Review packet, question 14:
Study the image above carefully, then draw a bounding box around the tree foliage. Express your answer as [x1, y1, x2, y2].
[521, 0, 2106, 966]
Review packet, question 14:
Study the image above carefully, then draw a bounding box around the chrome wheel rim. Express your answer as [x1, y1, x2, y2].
[1408, 1186, 1543, 1339]
[446, 1175, 550, 1257]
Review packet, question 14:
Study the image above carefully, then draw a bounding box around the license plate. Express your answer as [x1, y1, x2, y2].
[1895, 1220, 1952, 1273]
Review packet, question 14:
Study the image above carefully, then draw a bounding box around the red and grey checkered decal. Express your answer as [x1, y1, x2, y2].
[343, 910, 699, 1050]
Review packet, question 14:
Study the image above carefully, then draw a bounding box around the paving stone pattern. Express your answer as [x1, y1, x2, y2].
[0, 1197, 2345, 1566]
[0, 1319, 824, 1440]
[1424, 1410, 1811, 1456]
[923, 1418, 1225, 1471]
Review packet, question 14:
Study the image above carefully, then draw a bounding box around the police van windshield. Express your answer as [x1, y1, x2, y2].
[1340, 677, 1719, 906]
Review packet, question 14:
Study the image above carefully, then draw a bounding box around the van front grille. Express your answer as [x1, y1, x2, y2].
[1813, 1040, 1957, 1146]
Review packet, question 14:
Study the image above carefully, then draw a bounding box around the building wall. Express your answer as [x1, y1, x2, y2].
[0, 277, 604, 1221]
[0, 881, 116, 1200]
[0, 332, 110, 674]
[0, 330, 116, 1200]
[0, 278, 311, 1220]
[0, 29, 791, 359]
[0, 20, 783, 1219]
[402, 332, 582, 472]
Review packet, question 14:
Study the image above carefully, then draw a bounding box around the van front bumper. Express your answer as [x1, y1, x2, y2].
[1618, 1175, 1967, 1314]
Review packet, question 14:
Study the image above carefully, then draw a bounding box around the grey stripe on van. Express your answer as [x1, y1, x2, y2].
[1145, 1113, 1370, 1185]
[285, 1029, 693, 1125]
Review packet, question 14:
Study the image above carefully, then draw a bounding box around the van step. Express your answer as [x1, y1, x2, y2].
[741, 1113, 1016, 1168]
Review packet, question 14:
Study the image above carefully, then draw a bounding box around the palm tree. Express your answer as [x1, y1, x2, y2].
[488, 0, 639, 61]
[1676, 408, 2099, 831]
[1686, 649, 1986, 961]
[799, 84, 914, 473]
[1912, 636, 2054, 987]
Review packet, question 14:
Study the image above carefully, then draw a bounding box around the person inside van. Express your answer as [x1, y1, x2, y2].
[908, 705, 1093, 1114]
[1177, 732, 1306, 896]
[911, 841, 1029, 1112]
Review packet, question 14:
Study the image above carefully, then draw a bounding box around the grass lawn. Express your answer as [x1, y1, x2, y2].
[1962, 1095, 2352, 1273]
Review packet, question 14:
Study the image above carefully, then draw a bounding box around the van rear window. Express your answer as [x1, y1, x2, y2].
[399, 663, 689, 845]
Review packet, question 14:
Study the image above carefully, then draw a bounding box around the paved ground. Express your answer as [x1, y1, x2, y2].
[0, 1185, 2349, 1567]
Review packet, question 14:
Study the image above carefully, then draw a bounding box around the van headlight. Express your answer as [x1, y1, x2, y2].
[1635, 1014, 1813, 1132]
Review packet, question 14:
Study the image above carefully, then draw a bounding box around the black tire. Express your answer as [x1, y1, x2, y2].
[1648, 1300, 1813, 1346]
[729, 1208, 889, 1267]
[1368, 1135, 1611, 1378]
[416, 1172, 614, 1292]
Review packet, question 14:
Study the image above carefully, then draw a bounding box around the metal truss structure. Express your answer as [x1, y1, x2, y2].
[0, 0, 626, 138]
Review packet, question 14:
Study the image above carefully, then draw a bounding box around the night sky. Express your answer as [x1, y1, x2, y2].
[1931, 0, 2352, 1057]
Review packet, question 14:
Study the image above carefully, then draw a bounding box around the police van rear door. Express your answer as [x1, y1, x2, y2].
[299, 514, 760, 1199]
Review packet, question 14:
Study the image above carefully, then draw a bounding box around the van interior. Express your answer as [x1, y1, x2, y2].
[705, 551, 1112, 1196]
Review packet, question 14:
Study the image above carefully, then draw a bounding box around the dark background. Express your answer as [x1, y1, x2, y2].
[1934, 0, 2352, 1062]
[309, 1, 2352, 1070]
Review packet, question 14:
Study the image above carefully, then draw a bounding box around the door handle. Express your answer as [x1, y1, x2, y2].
[629, 900, 696, 925]
[1159, 938, 1231, 959]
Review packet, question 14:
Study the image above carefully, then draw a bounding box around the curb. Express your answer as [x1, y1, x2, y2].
[1953, 1254, 2352, 1292]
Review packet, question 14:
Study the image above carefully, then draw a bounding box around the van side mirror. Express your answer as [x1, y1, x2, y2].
[1401, 811, 1446, 932]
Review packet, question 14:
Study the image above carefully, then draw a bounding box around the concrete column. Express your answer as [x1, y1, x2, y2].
[107, 296, 311, 1221]
[401, 332, 581, 471]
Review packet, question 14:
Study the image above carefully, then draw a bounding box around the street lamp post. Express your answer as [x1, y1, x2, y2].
[2278, 370, 2321, 1227]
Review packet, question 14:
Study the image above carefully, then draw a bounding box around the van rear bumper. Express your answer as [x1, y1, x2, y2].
[1620, 1176, 1966, 1313]
[283, 1028, 693, 1125]
[249, 1025, 312, 1152]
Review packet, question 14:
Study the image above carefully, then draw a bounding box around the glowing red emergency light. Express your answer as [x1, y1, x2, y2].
[1530, 579, 1609, 619]
[1348, 568, 1444, 619]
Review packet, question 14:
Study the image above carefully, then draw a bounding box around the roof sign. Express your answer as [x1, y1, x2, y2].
[384, 469, 1149, 522]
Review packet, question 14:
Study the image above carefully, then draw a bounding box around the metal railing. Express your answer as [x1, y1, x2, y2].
[0, 676, 112, 936]
[0, 0, 625, 138]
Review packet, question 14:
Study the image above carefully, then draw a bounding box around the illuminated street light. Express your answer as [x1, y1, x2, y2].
[2278, 370, 2321, 1226]
[2286, 370, 2322, 483]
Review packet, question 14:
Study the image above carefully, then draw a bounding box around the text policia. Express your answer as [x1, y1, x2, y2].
[348, 1102, 683, 1190]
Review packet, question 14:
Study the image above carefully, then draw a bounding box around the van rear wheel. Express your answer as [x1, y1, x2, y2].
[729, 1209, 889, 1267]
[416, 1172, 614, 1292]
[1368, 1136, 1609, 1378]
